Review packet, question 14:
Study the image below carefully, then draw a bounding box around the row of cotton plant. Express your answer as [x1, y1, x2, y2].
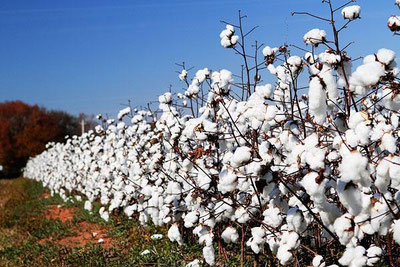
[25, 1, 400, 266]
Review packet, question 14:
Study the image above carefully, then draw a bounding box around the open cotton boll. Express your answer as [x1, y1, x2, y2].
[303, 28, 326, 46]
[186, 259, 201, 267]
[203, 246, 215, 266]
[366, 245, 382, 266]
[308, 77, 327, 124]
[159, 92, 172, 104]
[140, 249, 150, 256]
[338, 246, 367, 267]
[349, 61, 385, 95]
[388, 16, 400, 32]
[168, 223, 183, 245]
[341, 5, 361, 20]
[262, 46, 278, 57]
[255, 84, 273, 99]
[221, 226, 239, 243]
[393, 219, 400, 245]
[217, 168, 237, 194]
[84, 200, 92, 211]
[179, 69, 187, 81]
[230, 146, 252, 167]
[312, 255, 325, 267]
[117, 107, 131, 120]
[376, 48, 396, 66]
[334, 214, 354, 245]
[381, 132, 396, 153]
[339, 150, 369, 186]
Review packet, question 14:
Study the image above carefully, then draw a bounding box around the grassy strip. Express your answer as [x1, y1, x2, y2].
[1, 178, 264, 266]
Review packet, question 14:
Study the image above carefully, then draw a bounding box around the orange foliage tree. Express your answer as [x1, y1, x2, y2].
[0, 101, 85, 177]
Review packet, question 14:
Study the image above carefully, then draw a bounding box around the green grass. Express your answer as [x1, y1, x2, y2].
[0, 177, 275, 266]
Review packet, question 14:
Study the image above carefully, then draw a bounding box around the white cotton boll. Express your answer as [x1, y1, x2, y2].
[221, 226, 239, 243]
[159, 92, 172, 104]
[333, 214, 354, 245]
[217, 169, 237, 194]
[345, 129, 359, 148]
[84, 200, 92, 211]
[117, 107, 131, 120]
[309, 77, 327, 124]
[319, 52, 341, 65]
[349, 61, 385, 94]
[277, 244, 293, 265]
[262, 46, 278, 57]
[140, 249, 150, 255]
[341, 5, 361, 20]
[150, 234, 163, 240]
[235, 207, 250, 223]
[186, 259, 201, 267]
[168, 223, 183, 246]
[100, 210, 109, 222]
[376, 48, 396, 66]
[263, 206, 283, 228]
[393, 219, 400, 245]
[203, 246, 215, 266]
[338, 246, 367, 267]
[305, 52, 317, 64]
[231, 146, 252, 167]
[300, 172, 325, 199]
[381, 132, 396, 153]
[179, 69, 187, 81]
[303, 28, 326, 45]
[184, 211, 199, 228]
[366, 245, 382, 266]
[339, 150, 369, 186]
[287, 208, 307, 233]
[388, 16, 400, 32]
[255, 84, 273, 99]
[313, 255, 325, 267]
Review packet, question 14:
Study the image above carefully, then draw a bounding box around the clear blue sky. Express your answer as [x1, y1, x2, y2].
[0, 0, 398, 117]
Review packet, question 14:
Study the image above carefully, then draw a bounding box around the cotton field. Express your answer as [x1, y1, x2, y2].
[24, 1, 400, 266]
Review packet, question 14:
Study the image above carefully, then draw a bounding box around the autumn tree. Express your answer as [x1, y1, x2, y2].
[0, 101, 92, 177]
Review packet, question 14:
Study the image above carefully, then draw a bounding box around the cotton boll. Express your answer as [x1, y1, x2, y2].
[287, 208, 307, 233]
[203, 246, 215, 266]
[303, 29, 327, 46]
[117, 107, 131, 120]
[338, 246, 367, 267]
[366, 245, 382, 266]
[84, 200, 92, 211]
[341, 5, 361, 20]
[217, 168, 238, 194]
[313, 255, 326, 267]
[333, 214, 354, 245]
[339, 150, 370, 186]
[186, 259, 202, 267]
[221, 226, 239, 243]
[179, 69, 188, 81]
[393, 219, 400, 245]
[231, 146, 252, 167]
[168, 223, 183, 245]
[184, 211, 199, 228]
[308, 77, 327, 124]
[349, 61, 385, 95]
[388, 16, 400, 32]
[255, 84, 273, 99]
[381, 132, 396, 153]
[376, 48, 396, 66]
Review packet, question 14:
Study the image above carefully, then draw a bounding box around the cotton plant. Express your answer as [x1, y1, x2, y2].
[23, 1, 400, 266]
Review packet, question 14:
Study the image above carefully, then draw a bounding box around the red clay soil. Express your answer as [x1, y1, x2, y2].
[45, 205, 76, 222]
[54, 221, 112, 248]
[41, 205, 112, 248]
